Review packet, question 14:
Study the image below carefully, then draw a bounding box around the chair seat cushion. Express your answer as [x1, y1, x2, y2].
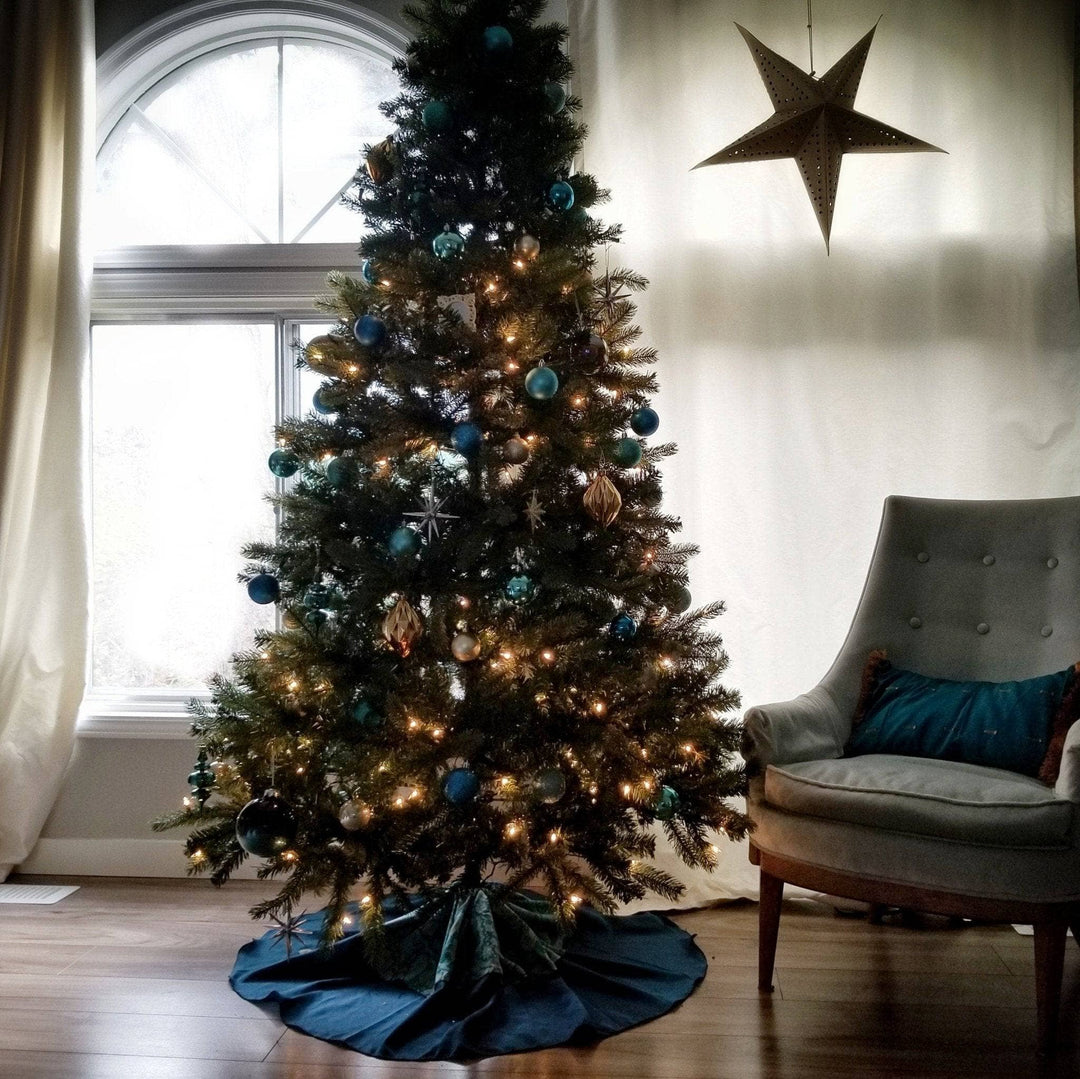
[764, 755, 1074, 847]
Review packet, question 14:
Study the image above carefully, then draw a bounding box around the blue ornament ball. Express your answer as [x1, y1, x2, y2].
[630, 406, 660, 436]
[654, 785, 680, 821]
[389, 526, 421, 558]
[535, 768, 567, 804]
[360, 258, 377, 286]
[268, 449, 300, 478]
[548, 180, 575, 211]
[610, 613, 637, 641]
[543, 82, 567, 113]
[506, 574, 534, 601]
[352, 698, 381, 727]
[451, 421, 483, 457]
[312, 387, 336, 415]
[325, 457, 350, 488]
[483, 25, 513, 54]
[432, 229, 465, 259]
[670, 586, 692, 614]
[442, 767, 480, 806]
[525, 365, 559, 400]
[422, 99, 453, 133]
[353, 314, 386, 348]
[612, 437, 643, 468]
[236, 790, 297, 858]
[247, 573, 280, 605]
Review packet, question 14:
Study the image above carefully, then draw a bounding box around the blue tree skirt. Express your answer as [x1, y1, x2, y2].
[230, 886, 706, 1061]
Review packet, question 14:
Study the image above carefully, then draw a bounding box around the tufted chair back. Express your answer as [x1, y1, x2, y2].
[820, 496, 1080, 724]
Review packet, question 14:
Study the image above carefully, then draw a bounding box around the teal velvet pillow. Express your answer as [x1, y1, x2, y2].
[846, 654, 1079, 778]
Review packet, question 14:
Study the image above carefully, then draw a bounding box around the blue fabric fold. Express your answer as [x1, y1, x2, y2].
[230, 886, 705, 1061]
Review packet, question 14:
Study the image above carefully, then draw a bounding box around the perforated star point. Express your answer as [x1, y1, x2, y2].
[693, 22, 944, 251]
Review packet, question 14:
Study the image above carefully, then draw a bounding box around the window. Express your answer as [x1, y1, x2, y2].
[83, 2, 406, 736]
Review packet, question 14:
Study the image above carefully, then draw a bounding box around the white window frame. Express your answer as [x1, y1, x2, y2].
[81, 1, 407, 738]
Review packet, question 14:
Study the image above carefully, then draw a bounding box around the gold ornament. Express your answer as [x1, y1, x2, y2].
[365, 136, 397, 184]
[383, 596, 423, 656]
[583, 474, 621, 526]
[304, 334, 354, 376]
[451, 632, 481, 662]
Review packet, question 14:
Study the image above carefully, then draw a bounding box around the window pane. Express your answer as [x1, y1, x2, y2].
[91, 324, 277, 690]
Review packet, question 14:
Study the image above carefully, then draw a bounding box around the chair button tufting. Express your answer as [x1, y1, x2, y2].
[976, 622, 990, 635]
[1041, 626, 1053, 638]
[909, 617, 922, 629]
[916, 552, 930, 563]
[1047, 557, 1059, 569]
[982, 555, 995, 566]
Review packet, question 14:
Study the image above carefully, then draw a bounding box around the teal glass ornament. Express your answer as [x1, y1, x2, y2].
[389, 526, 421, 558]
[325, 457, 350, 488]
[442, 767, 480, 806]
[312, 387, 336, 415]
[506, 574, 534, 601]
[432, 229, 465, 259]
[543, 82, 567, 113]
[360, 258, 377, 286]
[612, 437, 643, 468]
[187, 765, 215, 788]
[535, 768, 567, 804]
[548, 180, 575, 211]
[352, 698, 381, 727]
[422, 99, 453, 133]
[268, 449, 300, 478]
[654, 785, 680, 821]
[303, 583, 332, 610]
[451, 421, 483, 456]
[483, 25, 513, 54]
[353, 314, 386, 347]
[610, 613, 637, 641]
[525, 365, 558, 400]
[236, 789, 297, 857]
[247, 573, 280, 605]
[631, 406, 660, 436]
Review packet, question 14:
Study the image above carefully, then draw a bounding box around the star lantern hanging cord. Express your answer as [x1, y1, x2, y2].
[693, 22, 945, 252]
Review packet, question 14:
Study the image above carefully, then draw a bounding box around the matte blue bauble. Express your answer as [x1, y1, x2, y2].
[524, 365, 558, 400]
[360, 258, 377, 285]
[535, 768, 567, 804]
[236, 790, 297, 858]
[247, 573, 280, 604]
[654, 785, 680, 821]
[451, 421, 483, 456]
[389, 526, 421, 558]
[483, 25, 513, 53]
[548, 180, 575, 211]
[543, 82, 567, 113]
[610, 613, 637, 641]
[506, 574, 534, 601]
[352, 699, 381, 727]
[353, 314, 386, 348]
[670, 586, 692, 614]
[422, 99, 453, 133]
[432, 229, 465, 259]
[312, 387, 336, 415]
[612, 437, 643, 468]
[268, 449, 300, 478]
[630, 406, 660, 436]
[442, 767, 480, 806]
[325, 457, 350, 488]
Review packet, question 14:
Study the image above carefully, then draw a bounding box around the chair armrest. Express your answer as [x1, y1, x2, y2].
[1054, 721, 1080, 801]
[742, 684, 849, 775]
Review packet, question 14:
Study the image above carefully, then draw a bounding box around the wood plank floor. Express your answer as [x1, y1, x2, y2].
[0, 876, 1077, 1078]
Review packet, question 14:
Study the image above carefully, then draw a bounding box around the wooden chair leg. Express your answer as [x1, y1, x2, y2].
[1033, 918, 1068, 1054]
[758, 868, 784, 993]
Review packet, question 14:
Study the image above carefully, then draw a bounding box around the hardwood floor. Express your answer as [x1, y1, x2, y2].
[0, 876, 1076, 1077]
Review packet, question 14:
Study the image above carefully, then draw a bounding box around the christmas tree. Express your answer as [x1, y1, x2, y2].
[157, 0, 749, 965]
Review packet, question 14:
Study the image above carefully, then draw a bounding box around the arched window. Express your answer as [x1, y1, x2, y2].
[85, 2, 405, 734]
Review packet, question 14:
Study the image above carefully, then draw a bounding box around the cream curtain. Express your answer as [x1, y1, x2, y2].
[570, 0, 1079, 905]
[0, 0, 94, 880]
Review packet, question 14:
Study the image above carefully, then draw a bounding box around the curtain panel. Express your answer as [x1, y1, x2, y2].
[569, 0, 1079, 904]
[0, 0, 94, 879]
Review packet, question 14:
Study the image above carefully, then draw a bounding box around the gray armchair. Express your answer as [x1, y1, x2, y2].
[743, 495, 1080, 1052]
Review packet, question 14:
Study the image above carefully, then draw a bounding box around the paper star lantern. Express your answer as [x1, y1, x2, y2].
[693, 23, 944, 251]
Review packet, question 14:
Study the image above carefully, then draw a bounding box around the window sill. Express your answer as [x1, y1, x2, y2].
[77, 693, 203, 739]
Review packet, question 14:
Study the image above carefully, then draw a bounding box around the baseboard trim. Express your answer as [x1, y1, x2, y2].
[16, 837, 263, 880]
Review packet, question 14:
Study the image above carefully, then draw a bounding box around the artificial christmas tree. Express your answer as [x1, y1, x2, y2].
[156, 0, 749, 1058]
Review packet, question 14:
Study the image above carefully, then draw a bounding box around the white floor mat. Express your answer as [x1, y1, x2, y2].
[1012, 924, 1073, 936]
[0, 884, 79, 904]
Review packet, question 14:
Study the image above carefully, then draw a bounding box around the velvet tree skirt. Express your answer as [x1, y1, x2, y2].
[230, 885, 706, 1061]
